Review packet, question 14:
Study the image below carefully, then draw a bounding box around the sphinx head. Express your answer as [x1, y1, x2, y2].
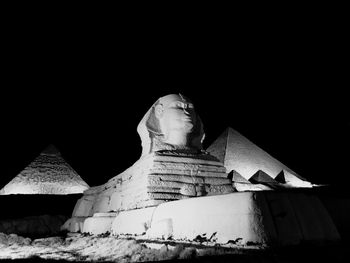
[137, 94, 205, 156]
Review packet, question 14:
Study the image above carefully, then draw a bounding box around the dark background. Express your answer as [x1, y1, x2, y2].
[0, 16, 348, 191]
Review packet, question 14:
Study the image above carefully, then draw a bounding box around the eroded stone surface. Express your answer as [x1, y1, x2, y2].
[0, 145, 89, 195]
[67, 192, 340, 247]
[75, 151, 233, 214]
[83, 215, 116, 235]
[69, 95, 234, 218]
[146, 192, 339, 245]
[137, 94, 205, 156]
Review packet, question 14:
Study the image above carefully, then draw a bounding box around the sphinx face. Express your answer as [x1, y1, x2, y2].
[156, 94, 197, 145]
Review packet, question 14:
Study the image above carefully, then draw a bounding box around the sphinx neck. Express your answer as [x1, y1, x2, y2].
[164, 131, 191, 147]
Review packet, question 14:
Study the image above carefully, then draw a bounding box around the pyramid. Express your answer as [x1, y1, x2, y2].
[275, 169, 313, 188]
[249, 170, 279, 184]
[227, 169, 275, 192]
[0, 145, 89, 195]
[207, 127, 311, 186]
[228, 170, 250, 183]
[249, 170, 284, 190]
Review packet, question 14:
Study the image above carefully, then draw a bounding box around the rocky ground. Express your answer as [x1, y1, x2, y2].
[0, 232, 349, 262]
[0, 232, 249, 262]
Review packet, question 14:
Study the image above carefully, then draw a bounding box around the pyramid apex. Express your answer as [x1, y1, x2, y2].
[41, 144, 61, 155]
[249, 170, 278, 184]
[228, 170, 250, 183]
[222, 126, 234, 134]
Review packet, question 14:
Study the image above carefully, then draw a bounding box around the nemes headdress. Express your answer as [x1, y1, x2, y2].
[137, 94, 205, 156]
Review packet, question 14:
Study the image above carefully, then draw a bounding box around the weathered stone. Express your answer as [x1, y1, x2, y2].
[144, 192, 340, 245]
[0, 144, 89, 195]
[111, 207, 156, 236]
[68, 94, 234, 215]
[72, 196, 95, 217]
[233, 182, 273, 192]
[146, 192, 270, 244]
[82, 214, 116, 235]
[61, 217, 87, 233]
[91, 195, 110, 214]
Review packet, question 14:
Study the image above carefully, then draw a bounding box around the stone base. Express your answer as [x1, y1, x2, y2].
[63, 192, 341, 246]
[82, 213, 117, 235]
[112, 207, 156, 236]
[61, 217, 86, 233]
[145, 193, 268, 243]
[233, 182, 273, 191]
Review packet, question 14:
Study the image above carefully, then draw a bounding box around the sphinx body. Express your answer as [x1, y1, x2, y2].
[70, 94, 234, 219]
[62, 95, 341, 248]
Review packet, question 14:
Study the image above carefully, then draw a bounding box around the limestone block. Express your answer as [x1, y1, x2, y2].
[151, 162, 226, 173]
[152, 154, 222, 166]
[109, 192, 123, 211]
[82, 215, 116, 235]
[91, 195, 110, 214]
[61, 217, 87, 232]
[111, 207, 156, 236]
[179, 184, 197, 196]
[205, 184, 235, 195]
[149, 175, 201, 185]
[147, 192, 273, 244]
[72, 196, 95, 217]
[94, 212, 118, 217]
[147, 193, 189, 200]
[74, 149, 233, 213]
[148, 218, 173, 240]
[233, 182, 273, 192]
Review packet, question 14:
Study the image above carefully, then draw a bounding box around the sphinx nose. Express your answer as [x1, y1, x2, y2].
[183, 105, 190, 114]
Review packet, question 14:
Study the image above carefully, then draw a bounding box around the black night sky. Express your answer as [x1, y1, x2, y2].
[0, 19, 348, 190]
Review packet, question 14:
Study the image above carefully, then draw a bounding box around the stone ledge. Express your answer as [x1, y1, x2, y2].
[65, 191, 341, 247]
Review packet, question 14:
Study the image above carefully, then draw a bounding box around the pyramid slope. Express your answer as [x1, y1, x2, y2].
[249, 170, 279, 184]
[229, 170, 251, 184]
[229, 170, 275, 191]
[275, 170, 313, 188]
[249, 170, 285, 190]
[0, 145, 89, 195]
[207, 127, 310, 182]
[207, 128, 229, 164]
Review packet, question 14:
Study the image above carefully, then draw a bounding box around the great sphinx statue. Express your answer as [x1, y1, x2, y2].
[62, 94, 341, 248]
[69, 94, 234, 220]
